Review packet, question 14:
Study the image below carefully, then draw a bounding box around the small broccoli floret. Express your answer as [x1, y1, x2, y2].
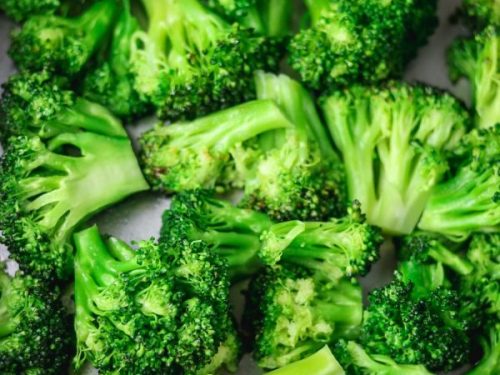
[259, 202, 382, 282]
[360, 272, 471, 372]
[0, 71, 126, 142]
[0, 123, 149, 279]
[321, 82, 470, 235]
[468, 323, 500, 375]
[245, 265, 363, 370]
[9, 0, 117, 75]
[200, 0, 256, 20]
[139, 99, 292, 193]
[0, 0, 59, 22]
[418, 125, 500, 240]
[0, 264, 73, 374]
[449, 27, 499, 129]
[459, 0, 500, 30]
[289, 0, 438, 91]
[333, 341, 433, 375]
[74, 225, 239, 374]
[81, 0, 150, 121]
[130, 0, 282, 121]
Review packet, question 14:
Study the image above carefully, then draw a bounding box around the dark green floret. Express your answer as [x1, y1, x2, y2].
[0, 264, 73, 374]
[289, 0, 438, 91]
[458, 0, 500, 30]
[321, 82, 470, 235]
[245, 265, 363, 370]
[9, 0, 117, 75]
[0, 0, 59, 22]
[130, 0, 282, 121]
[74, 225, 240, 374]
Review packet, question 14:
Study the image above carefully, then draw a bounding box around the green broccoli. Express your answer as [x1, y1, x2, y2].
[8, 0, 117, 75]
[0, 263, 73, 374]
[130, 0, 282, 121]
[458, 0, 500, 30]
[468, 323, 500, 375]
[245, 265, 363, 370]
[448, 26, 499, 130]
[288, 0, 438, 91]
[321, 82, 470, 235]
[74, 225, 240, 374]
[0, 71, 126, 142]
[0, 0, 59, 22]
[418, 125, 499, 240]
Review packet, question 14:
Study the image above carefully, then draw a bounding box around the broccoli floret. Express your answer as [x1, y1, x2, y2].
[0, 0, 59, 22]
[139, 99, 292, 193]
[0, 264, 73, 374]
[200, 0, 256, 20]
[0, 119, 149, 279]
[74, 225, 239, 374]
[458, 0, 500, 30]
[259, 202, 382, 282]
[449, 26, 499, 129]
[245, 265, 363, 370]
[468, 323, 500, 375]
[288, 0, 438, 91]
[130, 0, 282, 121]
[81, 0, 150, 121]
[418, 125, 500, 239]
[266, 345, 345, 375]
[8, 0, 117, 75]
[360, 272, 471, 371]
[321, 82, 470, 235]
[333, 341, 433, 375]
[0, 71, 126, 142]
[237, 71, 347, 221]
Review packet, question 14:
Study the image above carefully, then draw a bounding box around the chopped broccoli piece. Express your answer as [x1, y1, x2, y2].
[0, 0, 59, 22]
[130, 0, 282, 121]
[245, 265, 363, 370]
[459, 0, 500, 30]
[0, 264, 73, 374]
[448, 26, 499, 129]
[418, 125, 500, 240]
[9, 0, 117, 75]
[468, 323, 500, 375]
[74, 225, 240, 374]
[321, 82, 470, 235]
[289, 0, 438, 91]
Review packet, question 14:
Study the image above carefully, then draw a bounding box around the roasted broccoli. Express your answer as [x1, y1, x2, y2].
[321, 82, 470, 235]
[9, 0, 117, 75]
[266, 346, 344, 375]
[0, 0, 59, 22]
[288, 0, 438, 91]
[130, 0, 282, 121]
[418, 125, 499, 239]
[458, 0, 500, 30]
[74, 225, 240, 374]
[245, 265, 363, 370]
[0, 264, 73, 374]
[448, 26, 499, 130]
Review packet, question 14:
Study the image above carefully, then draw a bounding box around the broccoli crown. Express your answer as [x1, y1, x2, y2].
[448, 26, 499, 129]
[8, 0, 117, 75]
[332, 340, 433, 375]
[418, 124, 500, 239]
[0, 129, 149, 280]
[74, 225, 239, 374]
[459, 0, 500, 30]
[0, 71, 127, 142]
[130, 0, 283, 121]
[361, 272, 471, 372]
[0, 0, 59, 22]
[289, 0, 438, 91]
[0, 265, 73, 374]
[259, 202, 383, 282]
[245, 265, 363, 370]
[139, 99, 292, 193]
[321, 82, 470, 235]
[81, 0, 150, 120]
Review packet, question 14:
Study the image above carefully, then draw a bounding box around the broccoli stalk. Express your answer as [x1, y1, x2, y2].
[0, 0, 59, 22]
[321, 82, 469, 235]
[9, 0, 118, 75]
[468, 324, 500, 375]
[266, 346, 345, 375]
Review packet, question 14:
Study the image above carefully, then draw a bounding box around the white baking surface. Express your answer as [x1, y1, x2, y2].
[0, 1, 472, 373]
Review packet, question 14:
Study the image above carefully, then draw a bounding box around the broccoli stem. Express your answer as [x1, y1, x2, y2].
[0, 273, 16, 337]
[304, 0, 332, 24]
[266, 346, 345, 375]
[108, 0, 139, 74]
[257, 0, 292, 38]
[469, 327, 500, 375]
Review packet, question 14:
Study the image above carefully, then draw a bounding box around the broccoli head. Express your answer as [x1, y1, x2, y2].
[449, 26, 499, 129]
[130, 0, 282, 121]
[245, 265, 363, 370]
[9, 0, 117, 75]
[418, 125, 500, 239]
[0, 264, 73, 374]
[459, 0, 500, 30]
[288, 0, 438, 91]
[74, 225, 239, 374]
[321, 82, 470, 235]
[0, 0, 59, 22]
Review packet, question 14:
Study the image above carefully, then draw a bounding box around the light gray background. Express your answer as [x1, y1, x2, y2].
[0, 0, 471, 373]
